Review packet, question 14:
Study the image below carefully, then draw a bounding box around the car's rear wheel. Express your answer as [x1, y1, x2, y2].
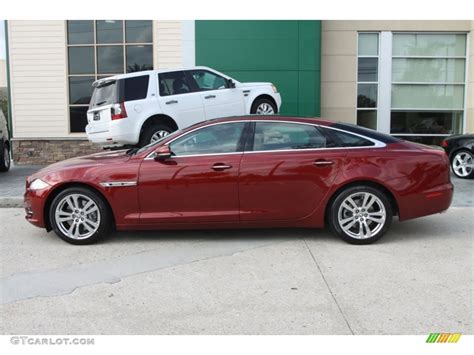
[49, 187, 112, 245]
[451, 150, 474, 179]
[251, 98, 277, 115]
[0, 142, 10, 172]
[328, 186, 393, 244]
[139, 123, 174, 147]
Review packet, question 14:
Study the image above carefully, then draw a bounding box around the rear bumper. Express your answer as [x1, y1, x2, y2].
[86, 120, 138, 145]
[397, 182, 453, 221]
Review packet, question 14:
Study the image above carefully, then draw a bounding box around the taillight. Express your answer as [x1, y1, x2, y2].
[111, 102, 127, 120]
[441, 139, 448, 148]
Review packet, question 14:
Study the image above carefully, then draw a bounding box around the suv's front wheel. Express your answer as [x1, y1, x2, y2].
[139, 123, 174, 147]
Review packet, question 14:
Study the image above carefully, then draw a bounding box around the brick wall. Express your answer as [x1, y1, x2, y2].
[12, 139, 103, 165]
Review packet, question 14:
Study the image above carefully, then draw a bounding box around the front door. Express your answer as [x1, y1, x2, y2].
[157, 70, 206, 129]
[239, 121, 347, 221]
[138, 121, 248, 224]
[186, 69, 245, 119]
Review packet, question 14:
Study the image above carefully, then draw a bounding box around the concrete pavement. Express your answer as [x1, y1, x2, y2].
[0, 207, 472, 335]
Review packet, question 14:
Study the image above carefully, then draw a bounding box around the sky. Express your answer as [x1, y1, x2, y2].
[0, 20, 5, 59]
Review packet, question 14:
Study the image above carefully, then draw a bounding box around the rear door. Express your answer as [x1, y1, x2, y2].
[186, 69, 245, 119]
[239, 121, 347, 221]
[157, 71, 206, 129]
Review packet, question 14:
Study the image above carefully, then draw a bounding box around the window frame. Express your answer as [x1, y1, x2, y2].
[66, 20, 154, 134]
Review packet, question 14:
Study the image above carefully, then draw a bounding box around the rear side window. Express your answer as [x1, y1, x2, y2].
[120, 75, 149, 101]
[252, 122, 328, 151]
[158, 71, 191, 96]
[322, 127, 375, 147]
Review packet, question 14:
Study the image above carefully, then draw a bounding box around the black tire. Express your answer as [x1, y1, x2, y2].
[138, 123, 174, 147]
[450, 149, 474, 179]
[0, 142, 10, 172]
[250, 97, 277, 115]
[49, 187, 112, 245]
[327, 185, 393, 245]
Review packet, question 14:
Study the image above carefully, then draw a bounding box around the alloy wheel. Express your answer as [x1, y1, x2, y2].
[150, 130, 170, 143]
[54, 193, 101, 240]
[452, 151, 473, 177]
[337, 192, 386, 239]
[256, 103, 275, 115]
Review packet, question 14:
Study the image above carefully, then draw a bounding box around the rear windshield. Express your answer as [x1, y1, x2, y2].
[89, 75, 149, 108]
[89, 81, 118, 108]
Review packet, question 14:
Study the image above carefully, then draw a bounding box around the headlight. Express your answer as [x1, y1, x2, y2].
[271, 84, 278, 93]
[29, 179, 50, 190]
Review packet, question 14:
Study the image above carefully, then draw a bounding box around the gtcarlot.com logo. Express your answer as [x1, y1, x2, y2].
[10, 336, 95, 346]
[426, 333, 462, 343]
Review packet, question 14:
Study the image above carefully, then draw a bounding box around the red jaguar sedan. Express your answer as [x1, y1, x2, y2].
[24, 116, 453, 245]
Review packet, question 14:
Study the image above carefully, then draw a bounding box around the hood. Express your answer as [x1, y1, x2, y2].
[31, 149, 131, 179]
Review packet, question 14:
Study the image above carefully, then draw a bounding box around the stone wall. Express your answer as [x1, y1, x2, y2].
[12, 139, 103, 165]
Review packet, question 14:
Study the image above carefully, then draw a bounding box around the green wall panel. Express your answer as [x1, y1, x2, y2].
[195, 20, 321, 116]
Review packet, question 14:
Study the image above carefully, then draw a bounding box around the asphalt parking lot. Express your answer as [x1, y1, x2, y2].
[0, 168, 473, 335]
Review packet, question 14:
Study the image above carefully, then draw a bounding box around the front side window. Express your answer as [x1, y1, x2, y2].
[158, 71, 191, 96]
[252, 122, 328, 151]
[189, 70, 228, 91]
[66, 20, 153, 132]
[170, 122, 246, 156]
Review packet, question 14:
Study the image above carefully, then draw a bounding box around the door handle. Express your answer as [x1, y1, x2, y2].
[212, 163, 232, 171]
[166, 100, 178, 105]
[313, 159, 334, 166]
[204, 95, 216, 99]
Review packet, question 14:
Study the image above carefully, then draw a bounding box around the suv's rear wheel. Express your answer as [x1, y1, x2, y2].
[139, 123, 174, 147]
[251, 98, 277, 115]
[0, 142, 10, 172]
[327, 186, 393, 244]
[49, 187, 112, 245]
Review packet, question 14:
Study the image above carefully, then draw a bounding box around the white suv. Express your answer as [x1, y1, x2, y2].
[86, 66, 282, 147]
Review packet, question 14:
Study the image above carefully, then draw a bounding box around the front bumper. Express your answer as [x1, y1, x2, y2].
[24, 187, 50, 229]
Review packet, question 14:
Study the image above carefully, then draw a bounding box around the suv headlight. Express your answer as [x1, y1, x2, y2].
[271, 84, 278, 93]
[29, 179, 50, 190]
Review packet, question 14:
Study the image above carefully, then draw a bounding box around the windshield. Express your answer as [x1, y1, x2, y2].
[89, 81, 117, 108]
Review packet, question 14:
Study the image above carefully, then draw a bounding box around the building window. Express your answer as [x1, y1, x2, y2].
[357, 33, 379, 130]
[390, 33, 467, 145]
[67, 20, 153, 132]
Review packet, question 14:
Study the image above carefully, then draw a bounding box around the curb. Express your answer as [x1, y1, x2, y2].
[0, 197, 23, 208]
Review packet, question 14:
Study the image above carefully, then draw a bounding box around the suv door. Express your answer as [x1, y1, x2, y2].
[157, 71, 205, 128]
[138, 121, 249, 224]
[186, 69, 245, 119]
[239, 121, 347, 221]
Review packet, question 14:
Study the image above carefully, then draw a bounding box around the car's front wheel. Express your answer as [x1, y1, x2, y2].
[328, 186, 393, 244]
[49, 187, 112, 245]
[451, 150, 474, 179]
[0, 142, 11, 172]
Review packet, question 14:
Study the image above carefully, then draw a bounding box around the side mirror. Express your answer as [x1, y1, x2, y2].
[227, 79, 236, 88]
[154, 145, 172, 161]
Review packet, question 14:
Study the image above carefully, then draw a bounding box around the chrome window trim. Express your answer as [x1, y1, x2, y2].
[144, 119, 386, 160]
